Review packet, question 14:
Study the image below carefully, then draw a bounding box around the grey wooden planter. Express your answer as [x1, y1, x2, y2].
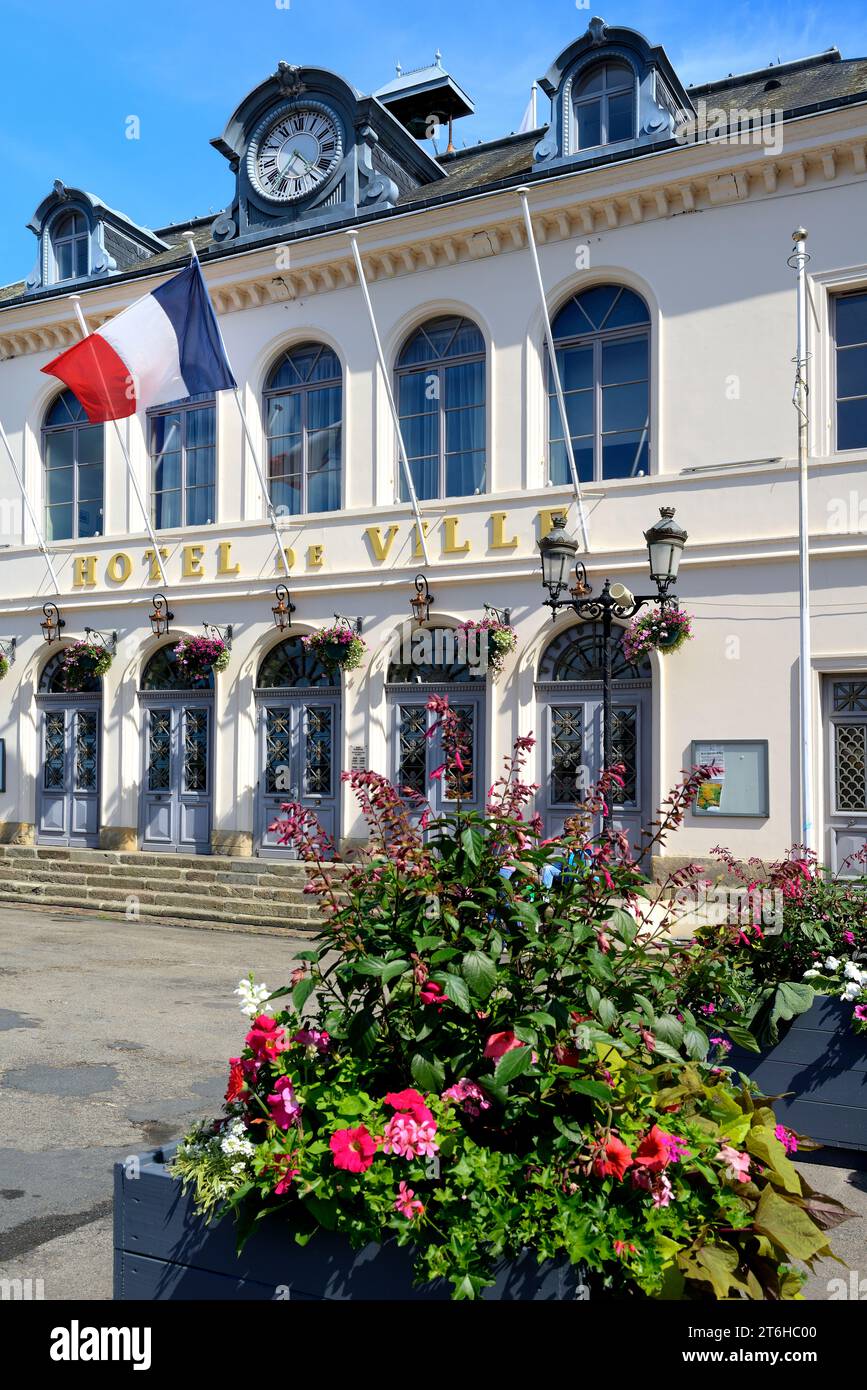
[114, 1147, 585, 1300]
[728, 996, 867, 1151]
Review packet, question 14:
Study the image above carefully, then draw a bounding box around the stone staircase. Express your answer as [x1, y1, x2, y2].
[0, 845, 341, 935]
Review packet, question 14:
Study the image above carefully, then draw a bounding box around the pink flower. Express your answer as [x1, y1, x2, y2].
[267, 1080, 300, 1130]
[613, 1240, 637, 1259]
[855, 1004, 867, 1021]
[380, 1113, 439, 1160]
[483, 1030, 522, 1060]
[442, 1078, 491, 1117]
[651, 1174, 673, 1208]
[844, 931, 855, 945]
[384, 1089, 433, 1125]
[271, 1153, 300, 1195]
[775, 1124, 799, 1154]
[430, 764, 446, 782]
[716, 1144, 751, 1183]
[661, 1133, 691, 1163]
[245, 1014, 288, 1061]
[293, 1028, 330, 1054]
[330, 1125, 377, 1173]
[420, 980, 447, 1008]
[394, 1181, 424, 1220]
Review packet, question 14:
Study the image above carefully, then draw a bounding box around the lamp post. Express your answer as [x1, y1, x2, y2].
[538, 507, 687, 834]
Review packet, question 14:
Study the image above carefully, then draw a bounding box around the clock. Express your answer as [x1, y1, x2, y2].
[247, 101, 343, 204]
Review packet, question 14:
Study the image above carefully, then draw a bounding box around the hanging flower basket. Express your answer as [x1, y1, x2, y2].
[621, 607, 694, 663]
[173, 635, 230, 686]
[457, 618, 517, 679]
[302, 625, 366, 673]
[61, 639, 113, 691]
[0, 654, 8, 682]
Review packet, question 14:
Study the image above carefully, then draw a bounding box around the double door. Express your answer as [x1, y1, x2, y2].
[37, 699, 100, 846]
[257, 696, 339, 855]
[140, 698, 212, 853]
[825, 677, 867, 873]
[391, 691, 484, 818]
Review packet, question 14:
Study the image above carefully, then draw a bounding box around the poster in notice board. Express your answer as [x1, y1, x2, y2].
[692, 739, 769, 817]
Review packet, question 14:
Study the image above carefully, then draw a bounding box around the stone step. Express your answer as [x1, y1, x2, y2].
[0, 875, 319, 919]
[0, 866, 320, 904]
[0, 844, 327, 877]
[0, 886, 317, 934]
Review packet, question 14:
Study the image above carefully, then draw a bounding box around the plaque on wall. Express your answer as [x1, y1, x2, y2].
[691, 739, 769, 817]
[350, 744, 368, 772]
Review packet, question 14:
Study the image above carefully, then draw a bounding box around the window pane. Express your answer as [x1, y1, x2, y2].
[550, 390, 593, 442]
[837, 344, 867, 399]
[838, 397, 867, 451]
[78, 501, 102, 537]
[445, 405, 485, 453]
[77, 464, 103, 501]
[603, 289, 650, 329]
[267, 393, 301, 437]
[186, 486, 215, 526]
[308, 467, 341, 513]
[154, 451, 181, 493]
[422, 317, 463, 358]
[446, 321, 485, 358]
[77, 425, 103, 465]
[602, 381, 648, 432]
[307, 425, 341, 475]
[576, 100, 601, 149]
[272, 476, 303, 515]
[550, 437, 593, 485]
[44, 431, 74, 469]
[602, 430, 649, 479]
[46, 467, 73, 505]
[602, 336, 648, 384]
[56, 242, 73, 280]
[836, 294, 867, 348]
[74, 237, 89, 277]
[402, 413, 437, 460]
[607, 91, 633, 143]
[151, 413, 182, 456]
[307, 385, 342, 430]
[445, 451, 485, 496]
[185, 405, 215, 448]
[576, 65, 605, 96]
[575, 285, 619, 330]
[554, 345, 593, 390]
[186, 447, 214, 489]
[444, 359, 484, 408]
[154, 490, 181, 530]
[308, 347, 341, 382]
[398, 371, 437, 415]
[400, 457, 438, 502]
[268, 436, 302, 480]
[46, 504, 73, 541]
[551, 298, 590, 339]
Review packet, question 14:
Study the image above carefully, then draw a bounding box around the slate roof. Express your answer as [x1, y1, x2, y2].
[2, 49, 866, 309]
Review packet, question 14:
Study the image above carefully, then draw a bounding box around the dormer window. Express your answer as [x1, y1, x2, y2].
[51, 211, 89, 282]
[574, 62, 635, 150]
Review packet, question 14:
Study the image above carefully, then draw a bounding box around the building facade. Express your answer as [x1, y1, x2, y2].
[0, 19, 866, 872]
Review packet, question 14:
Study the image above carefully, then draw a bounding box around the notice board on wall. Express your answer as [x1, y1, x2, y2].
[691, 740, 769, 817]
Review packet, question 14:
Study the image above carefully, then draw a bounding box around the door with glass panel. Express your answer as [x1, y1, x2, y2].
[257, 698, 339, 856]
[390, 695, 484, 820]
[825, 677, 867, 874]
[36, 698, 100, 846]
[140, 699, 212, 852]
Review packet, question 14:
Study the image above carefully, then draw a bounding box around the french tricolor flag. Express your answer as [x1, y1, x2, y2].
[42, 261, 236, 422]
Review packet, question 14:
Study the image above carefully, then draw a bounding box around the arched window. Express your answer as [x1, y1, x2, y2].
[264, 343, 342, 516]
[396, 316, 485, 500]
[573, 62, 635, 150]
[538, 622, 651, 683]
[548, 285, 650, 484]
[42, 390, 104, 542]
[149, 392, 216, 529]
[51, 210, 89, 282]
[257, 636, 335, 689]
[140, 643, 214, 691]
[39, 649, 101, 693]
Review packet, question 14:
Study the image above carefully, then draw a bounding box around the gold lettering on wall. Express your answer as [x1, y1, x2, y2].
[182, 544, 205, 578]
[490, 511, 518, 550]
[217, 541, 240, 576]
[537, 507, 571, 540]
[365, 524, 399, 563]
[106, 552, 132, 584]
[307, 544, 324, 568]
[412, 521, 430, 559]
[275, 547, 296, 572]
[442, 516, 470, 555]
[73, 555, 97, 588]
[143, 547, 170, 583]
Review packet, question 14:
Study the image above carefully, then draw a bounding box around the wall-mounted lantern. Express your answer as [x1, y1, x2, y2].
[149, 594, 174, 638]
[410, 574, 434, 627]
[272, 585, 295, 631]
[40, 602, 65, 644]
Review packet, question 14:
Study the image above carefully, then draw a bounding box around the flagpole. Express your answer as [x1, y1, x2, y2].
[181, 234, 290, 577]
[67, 295, 167, 586]
[0, 415, 60, 592]
[517, 189, 590, 551]
[346, 230, 431, 565]
[789, 227, 815, 852]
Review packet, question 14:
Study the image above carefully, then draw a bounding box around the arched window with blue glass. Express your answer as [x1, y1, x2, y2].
[395, 315, 486, 501]
[547, 284, 650, 485]
[572, 62, 636, 150]
[263, 343, 342, 516]
[42, 390, 104, 542]
[149, 392, 216, 529]
[50, 210, 89, 283]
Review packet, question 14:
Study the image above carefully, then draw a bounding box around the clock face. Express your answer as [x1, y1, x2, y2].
[248, 103, 343, 204]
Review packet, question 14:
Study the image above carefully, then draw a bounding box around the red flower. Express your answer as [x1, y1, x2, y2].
[245, 1014, 288, 1061]
[384, 1088, 433, 1125]
[553, 1042, 581, 1068]
[633, 1124, 670, 1173]
[593, 1135, 634, 1181]
[420, 980, 447, 1008]
[225, 1058, 246, 1103]
[484, 1030, 522, 1061]
[330, 1125, 377, 1173]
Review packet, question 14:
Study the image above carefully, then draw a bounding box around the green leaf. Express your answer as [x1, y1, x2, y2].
[683, 1026, 709, 1060]
[292, 976, 316, 1011]
[754, 1186, 830, 1262]
[747, 1125, 800, 1194]
[653, 1014, 684, 1047]
[608, 906, 638, 944]
[461, 950, 497, 1001]
[379, 959, 411, 985]
[494, 1044, 534, 1086]
[410, 1053, 445, 1092]
[460, 827, 483, 865]
[569, 1077, 613, 1102]
[724, 1023, 761, 1054]
[597, 998, 617, 1028]
[554, 1114, 585, 1143]
[438, 972, 471, 1013]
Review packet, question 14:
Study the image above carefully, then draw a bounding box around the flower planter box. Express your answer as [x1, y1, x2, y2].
[728, 997, 867, 1151]
[113, 1147, 584, 1301]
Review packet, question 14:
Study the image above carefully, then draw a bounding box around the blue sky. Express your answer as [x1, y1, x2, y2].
[1, 0, 864, 287]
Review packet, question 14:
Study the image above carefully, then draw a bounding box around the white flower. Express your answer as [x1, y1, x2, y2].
[843, 961, 866, 983]
[842, 981, 862, 1001]
[234, 977, 272, 1017]
[221, 1121, 255, 1158]
[824, 957, 840, 972]
[803, 968, 821, 979]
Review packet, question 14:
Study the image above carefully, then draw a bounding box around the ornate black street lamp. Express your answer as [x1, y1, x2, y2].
[538, 507, 687, 833]
[40, 602, 65, 644]
[272, 585, 295, 631]
[148, 594, 174, 638]
[410, 573, 434, 627]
